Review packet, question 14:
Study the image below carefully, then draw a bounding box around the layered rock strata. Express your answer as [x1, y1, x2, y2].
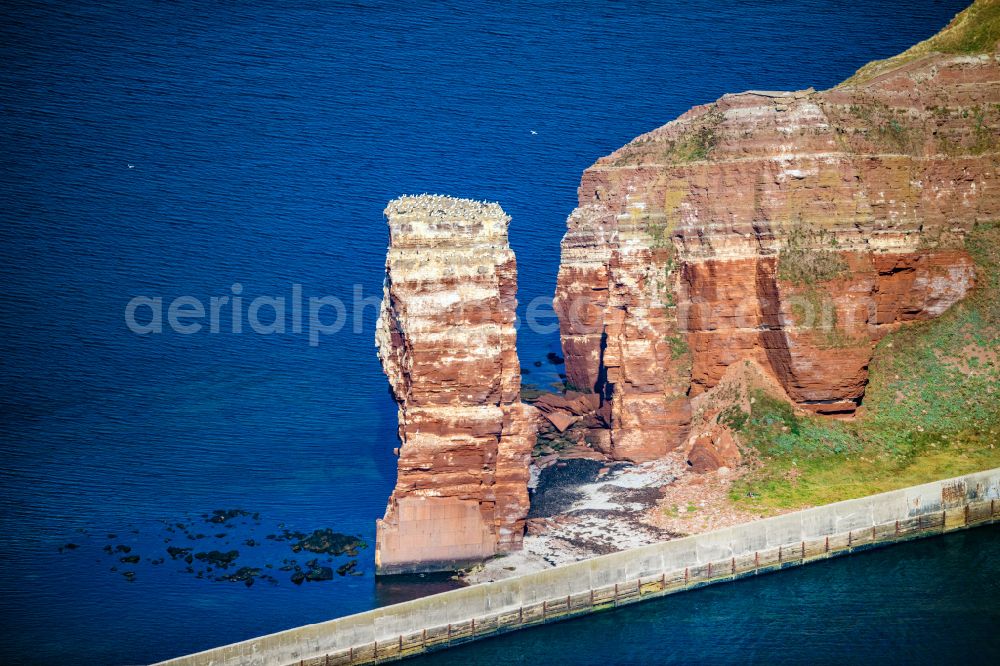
[555, 3, 999, 463]
[375, 195, 536, 574]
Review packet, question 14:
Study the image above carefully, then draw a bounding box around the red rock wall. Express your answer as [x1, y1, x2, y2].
[555, 37, 999, 461]
[375, 195, 536, 574]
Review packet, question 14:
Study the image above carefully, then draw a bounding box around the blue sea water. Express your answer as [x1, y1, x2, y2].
[409, 526, 1000, 665]
[0, 0, 986, 663]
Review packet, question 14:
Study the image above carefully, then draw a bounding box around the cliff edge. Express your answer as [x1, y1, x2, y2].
[554, 0, 1000, 464]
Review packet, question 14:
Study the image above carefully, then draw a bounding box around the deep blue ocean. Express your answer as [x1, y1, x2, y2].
[0, 1, 989, 663]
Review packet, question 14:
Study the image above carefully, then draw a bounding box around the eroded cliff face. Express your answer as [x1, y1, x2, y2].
[375, 195, 536, 574]
[555, 5, 999, 463]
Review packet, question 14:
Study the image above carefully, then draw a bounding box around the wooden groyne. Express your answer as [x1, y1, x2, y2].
[157, 468, 1000, 666]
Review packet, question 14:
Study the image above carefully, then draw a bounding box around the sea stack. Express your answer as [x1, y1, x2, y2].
[375, 195, 536, 575]
[555, 5, 998, 464]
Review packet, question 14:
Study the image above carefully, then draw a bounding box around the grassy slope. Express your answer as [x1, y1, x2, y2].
[730, 221, 1000, 512]
[841, 0, 1000, 86]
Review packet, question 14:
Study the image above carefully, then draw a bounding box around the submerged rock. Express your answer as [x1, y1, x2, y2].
[193, 550, 239, 569]
[291, 529, 366, 557]
[305, 566, 333, 582]
[219, 566, 261, 587]
[207, 509, 249, 524]
[336, 560, 360, 576]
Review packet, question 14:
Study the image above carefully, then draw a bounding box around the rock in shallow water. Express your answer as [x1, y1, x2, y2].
[194, 550, 239, 569]
[219, 566, 261, 587]
[290, 529, 365, 556]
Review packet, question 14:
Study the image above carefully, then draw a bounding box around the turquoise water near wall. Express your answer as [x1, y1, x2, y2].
[408, 525, 1000, 664]
[0, 1, 987, 663]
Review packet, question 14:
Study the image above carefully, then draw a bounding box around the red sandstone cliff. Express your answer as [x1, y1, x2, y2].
[375, 195, 537, 574]
[555, 0, 999, 463]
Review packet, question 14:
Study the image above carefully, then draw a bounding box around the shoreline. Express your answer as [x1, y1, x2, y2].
[155, 467, 1000, 666]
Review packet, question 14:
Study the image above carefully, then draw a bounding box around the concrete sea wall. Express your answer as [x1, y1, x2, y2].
[157, 468, 1000, 666]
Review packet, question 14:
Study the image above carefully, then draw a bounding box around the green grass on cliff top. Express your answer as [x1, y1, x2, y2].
[841, 0, 1000, 86]
[730, 220, 1000, 512]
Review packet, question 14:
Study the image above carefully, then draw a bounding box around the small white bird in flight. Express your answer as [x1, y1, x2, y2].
[128, 164, 135, 169]
[530, 130, 537, 135]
